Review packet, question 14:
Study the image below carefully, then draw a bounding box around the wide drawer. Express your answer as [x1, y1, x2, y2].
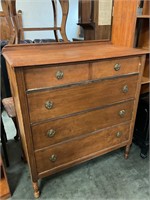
[24, 63, 89, 90]
[28, 75, 138, 123]
[35, 122, 130, 174]
[92, 56, 140, 79]
[32, 100, 134, 150]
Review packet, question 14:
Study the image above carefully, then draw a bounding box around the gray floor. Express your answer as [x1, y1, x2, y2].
[2, 111, 150, 200]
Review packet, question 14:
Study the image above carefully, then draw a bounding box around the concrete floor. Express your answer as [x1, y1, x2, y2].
[2, 111, 150, 200]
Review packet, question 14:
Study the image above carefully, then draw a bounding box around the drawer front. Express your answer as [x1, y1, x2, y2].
[24, 63, 89, 90]
[35, 123, 130, 173]
[32, 101, 134, 150]
[28, 75, 138, 123]
[92, 56, 140, 79]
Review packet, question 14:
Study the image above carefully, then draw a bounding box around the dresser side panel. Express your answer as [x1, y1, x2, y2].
[128, 55, 146, 144]
[6, 64, 38, 181]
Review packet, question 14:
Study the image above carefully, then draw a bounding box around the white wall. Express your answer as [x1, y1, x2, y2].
[0, 0, 79, 41]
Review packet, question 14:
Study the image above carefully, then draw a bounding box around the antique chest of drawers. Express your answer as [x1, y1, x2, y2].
[3, 42, 147, 198]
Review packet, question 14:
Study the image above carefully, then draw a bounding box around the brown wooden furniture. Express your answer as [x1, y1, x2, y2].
[0, 155, 11, 199]
[2, 41, 148, 198]
[112, 0, 138, 47]
[136, 0, 150, 93]
[78, 0, 112, 40]
[112, 0, 149, 94]
[1, 0, 69, 44]
[0, 11, 11, 41]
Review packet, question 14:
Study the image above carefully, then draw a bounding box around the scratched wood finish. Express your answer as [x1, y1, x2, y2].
[32, 100, 133, 150]
[24, 63, 89, 90]
[28, 75, 138, 123]
[35, 122, 130, 174]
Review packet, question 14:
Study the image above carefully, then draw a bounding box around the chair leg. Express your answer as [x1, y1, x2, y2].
[1, 118, 9, 167]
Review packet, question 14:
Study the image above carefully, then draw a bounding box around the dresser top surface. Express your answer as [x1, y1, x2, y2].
[2, 42, 148, 68]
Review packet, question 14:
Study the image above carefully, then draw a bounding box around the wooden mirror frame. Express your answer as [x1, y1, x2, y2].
[1, 0, 138, 47]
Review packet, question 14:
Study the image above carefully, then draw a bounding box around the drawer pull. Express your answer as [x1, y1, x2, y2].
[50, 154, 57, 162]
[56, 70, 64, 80]
[116, 131, 122, 138]
[45, 101, 53, 110]
[47, 129, 56, 138]
[122, 85, 128, 93]
[114, 63, 121, 71]
[119, 110, 126, 117]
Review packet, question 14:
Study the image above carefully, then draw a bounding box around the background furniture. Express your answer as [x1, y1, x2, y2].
[0, 11, 11, 41]
[1, 117, 9, 167]
[78, 0, 112, 40]
[132, 0, 149, 157]
[2, 97, 19, 141]
[112, 0, 138, 47]
[3, 41, 147, 198]
[1, 0, 69, 44]
[135, 0, 150, 94]
[112, 0, 149, 91]
[133, 93, 149, 158]
[0, 155, 11, 199]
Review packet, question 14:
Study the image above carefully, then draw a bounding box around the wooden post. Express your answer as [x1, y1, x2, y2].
[112, 0, 138, 47]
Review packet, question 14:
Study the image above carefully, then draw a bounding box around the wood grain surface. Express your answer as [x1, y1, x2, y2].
[2, 43, 148, 68]
[32, 100, 134, 150]
[27, 75, 138, 123]
[35, 122, 130, 174]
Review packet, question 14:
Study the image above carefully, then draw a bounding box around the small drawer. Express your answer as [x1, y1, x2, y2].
[28, 75, 138, 123]
[32, 100, 133, 150]
[35, 123, 130, 174]
[24, 63, 89, 90]
[92, 56, 140, 79]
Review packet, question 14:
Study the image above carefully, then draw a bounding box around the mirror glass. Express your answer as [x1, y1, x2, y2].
[7, 0, 113, 42]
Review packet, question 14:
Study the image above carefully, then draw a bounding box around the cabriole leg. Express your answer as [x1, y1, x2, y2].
[32, 181, 40, 198]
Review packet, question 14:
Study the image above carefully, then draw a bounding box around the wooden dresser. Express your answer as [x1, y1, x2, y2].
[2, 42, 148, 198]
